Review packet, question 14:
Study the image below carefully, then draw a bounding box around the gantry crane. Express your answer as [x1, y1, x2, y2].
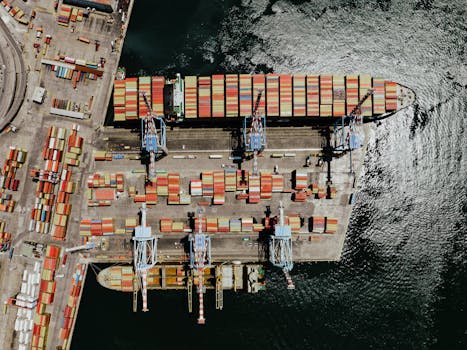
[188, 208, 212, 324]
[140, 91, 168, 182]
[243, 90, 266, 175]
[269, 201, 295, 289]
[133, 203, 159, 312]
[333, 88, 374, 172]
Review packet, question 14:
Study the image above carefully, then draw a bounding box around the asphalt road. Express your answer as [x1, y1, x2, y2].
[0, 16, 26, 131]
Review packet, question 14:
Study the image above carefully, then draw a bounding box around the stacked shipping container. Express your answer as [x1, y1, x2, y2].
[114, 74, 403, 120]
[198, 76, 211, 118]
[151, 76, 165, 115]
[212, 75, 225, 118]
[279, 75, 293, 117]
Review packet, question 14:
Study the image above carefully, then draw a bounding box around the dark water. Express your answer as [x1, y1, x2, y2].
[73, 1, 466, 349]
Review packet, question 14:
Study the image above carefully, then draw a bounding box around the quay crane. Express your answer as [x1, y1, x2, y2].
[269, 201, 295, 289]
[140, 91, 168, 182]
[243, 90, 266, 175]
[133, 203, 159, 312]
[188, 208, 212, 324]
[333, 88, 374, 173]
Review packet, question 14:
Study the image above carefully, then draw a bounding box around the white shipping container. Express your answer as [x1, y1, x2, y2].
[22, 319, 28, 332]
[19, 332, 25, 344]
[27, 273, 33, 285]
[16, 308, 22, 318]
[26, 309, 33, 320]
[22, 270, 28, 282]
[26, 283, 31, 296]
[28, 319, 34, 331]
[20, 283, 27, 294]
[14, 319, 20, 331]
[28, 220, 35, 232]
[25, 333, 31, 344]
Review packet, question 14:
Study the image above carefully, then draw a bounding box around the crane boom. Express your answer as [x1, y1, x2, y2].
[140, 91, 167, 181]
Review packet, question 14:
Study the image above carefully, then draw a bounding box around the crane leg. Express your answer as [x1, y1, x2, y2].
[142, 269, 149, 312]
[197, 272, 205, 324]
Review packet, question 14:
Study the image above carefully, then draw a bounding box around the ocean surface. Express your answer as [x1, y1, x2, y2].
[72, 1, 466, 349]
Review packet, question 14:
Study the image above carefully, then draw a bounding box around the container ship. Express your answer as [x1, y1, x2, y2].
[97, 264, 266, 293]
[112, 73, 416, 124]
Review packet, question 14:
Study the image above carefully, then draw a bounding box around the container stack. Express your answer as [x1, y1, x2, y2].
[171, 221, 184, 232]
[359, 74, 373, 116]
[184, 76, 197, 118]
[0, 221, 11, 251]
[239, 74, 252, 116]
[226, 74, 239, 117]
[78, 220, 90, 236]
[266, 74, 279, 117]
[306, 75, 320, 116]
[125, 78, 138, 120]
[218, 217, 229, 232]
[385, 81, 398, 111]
[151, 76, 165, 115]
[145, 182, 157, 205]
[33, 244, 60, 350]
[345, 75, 359, 115]
[325, 217, 338, 233]
[330, 185, 337, 199]
[179, 193, 191, 205]
[42, 126, 66, 173]
[310, 216, 325, 233]
[93, 150, 112, 161]
[260, 172, 272, 199]
[0, 192, 15, 212]
[229, 218, 241, 232]
[190, 179, 202, 196]
[241, 217, 253, 232]
[224, 169, 236, 192]
[198, 76, 211, 118]
[107, 266, 133, 292]
[202, 171, 214, 197]
[206, 217, 218, 233]
[332, 75, 345, 116]
[248, 175, 260, 204]
[70, 8, 78, 22]
[280, 75, 293, 117]
[236, 170, 248, 190]
[293, 191, 307, 202]
[253, 75, 266, 115]
[286, 215, 300, 233]
[272, 174, 284, 193]
[194, 217, 207, 232]
[167, 173, 180, 205]
[213, 170, 225, 205]
[156, 171, 168, 196]
[138, 76, 151, 118]
[293, 170, 308, 190]
[57, 5, 71, 26]
[1, 146, 27, 191]
[212, 75, 225, 118]
[293, 75, 306, 116]
[160, 218, 172, 233]
[59, 263, 87, 349]
[50, 169, 74, 240]
[125, 218, 137, 234]
[320, 75, 333, 116]
[318, 186, 326, 199]
[372, 78, 386, 115]
[102, 217, 115, 235]
[30, 127, 66, 234]
[64, 126, 83, 167]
